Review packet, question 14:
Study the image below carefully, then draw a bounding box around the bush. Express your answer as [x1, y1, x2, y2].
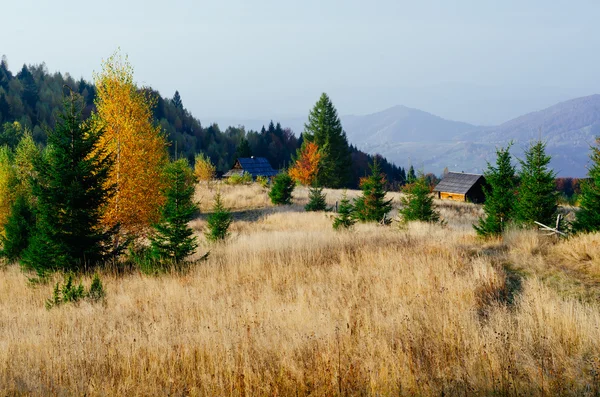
[333, 192, 356, 230]
[226, 172, 252, 185]
[205, 192, 233, 242]
[269, 173, 295, 205]
[305, 186, 328, 211]
[45, 273, 105, 309]
[256, 175, 269, 188]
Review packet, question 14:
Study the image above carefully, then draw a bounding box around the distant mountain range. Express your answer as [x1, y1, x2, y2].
[340, 95, 600, 177]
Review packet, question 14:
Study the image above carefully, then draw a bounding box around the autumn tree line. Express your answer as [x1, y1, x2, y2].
[0, 55, 406, 189]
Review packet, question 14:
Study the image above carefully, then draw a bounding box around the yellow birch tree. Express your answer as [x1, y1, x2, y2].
[93, 51, 168, 234]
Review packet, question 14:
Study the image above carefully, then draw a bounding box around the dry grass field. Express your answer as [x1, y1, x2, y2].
[2, 183, 600, 395]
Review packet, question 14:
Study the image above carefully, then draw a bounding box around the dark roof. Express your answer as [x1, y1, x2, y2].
[433, 172, 485, 194]
[223, 157, 279, 177]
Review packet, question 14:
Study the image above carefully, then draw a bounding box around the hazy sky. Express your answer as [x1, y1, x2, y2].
[3, 0, 600, 126]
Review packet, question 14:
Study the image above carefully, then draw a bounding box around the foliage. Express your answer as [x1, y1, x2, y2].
[573, 139, 600, 232]
[0, 121, 24, 149]
[302, 93, 352, 188]
[305, 186, 328, 212]
[333, 192, 356, 230]
[235, 137, 252, 158]
[514, 140, 558, 227]
[21, 93, 115, 277]
[289, 142, 322, 185]
[0, 145, 15, 233]
[256, 175, 269, 188]
[45, 273, 105, 309]
[407, 165, 416, 183]
[269, 172, 295, 205]
[194, 152, 216, 184]
[13, 131, 41, 199]
[150, 159, 198, 264]
[205, 192, 232, 242]
[400, 173, 440, 223]
[93, 50, 169, 234]
[1, 194, 34, 262]
[226, 172, 252, 185]
[354, 159, 393, 224]
[474, 144, 517, 237]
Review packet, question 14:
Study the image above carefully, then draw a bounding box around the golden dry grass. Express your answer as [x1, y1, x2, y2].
[1, 184, 600, 395]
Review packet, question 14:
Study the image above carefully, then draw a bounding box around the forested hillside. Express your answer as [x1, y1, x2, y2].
[0, 57, 406, 188]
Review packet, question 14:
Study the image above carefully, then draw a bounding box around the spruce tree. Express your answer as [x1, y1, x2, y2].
[150, 159, 198, 264]
[302, 93, 352, 188]
[305, 186, 328, 211]
[407, 165, 416, 183]
[354, 158, 393, 224]
[573, 139, 600, 232]
[235, 137, 252, 159]
[399, 172, 440, 223]
[269, 172, 295, 205]
[333, 192, 356, 230]
[172, 90, 183, 110]
[205, 192, 232, 242]
[474, 144, 517, 237]
[514, 140, 558, 227]
[1, 194, 33, 261]
[21, 93, 114, 276]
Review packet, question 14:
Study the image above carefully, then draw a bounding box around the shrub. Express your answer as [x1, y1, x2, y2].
[305, 186, 328, 211]
[269, 173, 295, 205]
[205, 192, 232, 242]
[226, 172, 252, 185]
[333, 192, 356, 230]
[45, 273, 105, 309]
[194, 153, 216, 184]
[256, 175, 269, 188]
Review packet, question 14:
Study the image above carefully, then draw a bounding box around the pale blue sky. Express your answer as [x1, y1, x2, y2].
[3, 0, 599, 125]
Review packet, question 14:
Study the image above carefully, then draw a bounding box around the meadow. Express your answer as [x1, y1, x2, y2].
[1, 183, 599, 396]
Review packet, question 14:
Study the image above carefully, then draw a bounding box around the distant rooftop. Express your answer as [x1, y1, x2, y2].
[433, 172, 485, 194]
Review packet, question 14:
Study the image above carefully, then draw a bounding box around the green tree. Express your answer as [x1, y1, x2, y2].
[573, 139, 600, 232]
[305, 186, 328, 211]
[172, 90, 183, 110]
[150, 159, 198, 264]
[333, 191, 356, 230]
[407, 165, 416, 183]
[302, 93, 351, 188]
[205, 192, 232, 242]
[21, 93, 114, 276]
[514, 140, 558, 227]
[399, 172, 440, 223]
[1, 194, 33, 261]
[474, 144, 517, 237]
[354, 158, 393, 224]
[235, 137, 252, 159]
[269, 172, 295, 205]
[0, 121, 24, 150]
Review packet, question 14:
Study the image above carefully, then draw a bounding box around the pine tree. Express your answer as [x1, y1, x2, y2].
[269, 172, 295, 205]
[305, 186, 328, 211]
[407, 165, 416, 183]
[514, 140, 558, 227]
[573, 139, 600, 232]
[333, 191, 356, 230]
[354, 158, 393, 224]
[474, 144, 517, 237]
[205, 192, 232, 242]
[150, 159, 198, 264]
[1, 194, 33, 261]
[400, 172, 440, 223]
[21, 93, 114, 276]
[302, 93, 351, 188]
[172, 90, 183, 110]
[235, 138, 252, 159]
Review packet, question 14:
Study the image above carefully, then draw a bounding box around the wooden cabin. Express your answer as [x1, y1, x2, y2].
[433, 172, 487, 203]
[223, 157, 278, 179]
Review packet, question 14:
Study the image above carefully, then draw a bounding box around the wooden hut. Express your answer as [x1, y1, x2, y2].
[223, 157, 278, 179]
[433, 172, 487, 203]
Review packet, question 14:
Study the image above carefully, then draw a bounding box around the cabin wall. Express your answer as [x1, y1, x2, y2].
[439, 192, 466, 202]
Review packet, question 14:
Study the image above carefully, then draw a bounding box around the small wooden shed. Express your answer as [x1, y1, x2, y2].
[433, 172, 487, 203]
[223, 157, 279, 178]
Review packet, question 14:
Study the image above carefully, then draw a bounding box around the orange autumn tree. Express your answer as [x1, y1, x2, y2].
[289, 142, 322, 185]
[93, 51, 169, 235]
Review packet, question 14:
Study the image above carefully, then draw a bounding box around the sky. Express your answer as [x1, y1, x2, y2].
[2, 0, 600, 126]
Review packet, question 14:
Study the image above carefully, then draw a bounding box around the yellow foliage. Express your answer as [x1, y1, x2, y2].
[194, 153, 216, 184]
[0, 146, 15, 235]
[93, 51, 169, 234]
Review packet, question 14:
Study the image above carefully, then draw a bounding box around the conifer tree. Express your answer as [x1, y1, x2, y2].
[333, 191, 356, 230]
[474, 144, 517, 237]
[305, 186, 328, 211]
[514, 140, 558, 227]
[21, 93, 114, 276]
[150, 159, 198, 263]
[0, 146, 15, 234]
[205, 192, 232, 242]
[235, 138, 252, 159]
[354, 158, 393, 224]
[399, 172, 440, 223]
[407, 165, 416, 183]
[269, 172, 295, 205]
[573, 139, 600, 232]
[172, 90, 183, 110]
[1, 194, 34, 261]
[302, 93, 351, 188]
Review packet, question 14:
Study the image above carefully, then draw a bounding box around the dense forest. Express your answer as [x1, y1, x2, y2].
[0, 56, 406, 188]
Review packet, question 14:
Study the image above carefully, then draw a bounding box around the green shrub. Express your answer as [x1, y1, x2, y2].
[205, 192, 233, 242]
[333, 192, 356, 230]
[256, 175, 269, 188]
[305, 186, 328, 211]
[45, 273, 105, 309]
[226, 172, 252, 185]
[269, 173, 295, 205]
